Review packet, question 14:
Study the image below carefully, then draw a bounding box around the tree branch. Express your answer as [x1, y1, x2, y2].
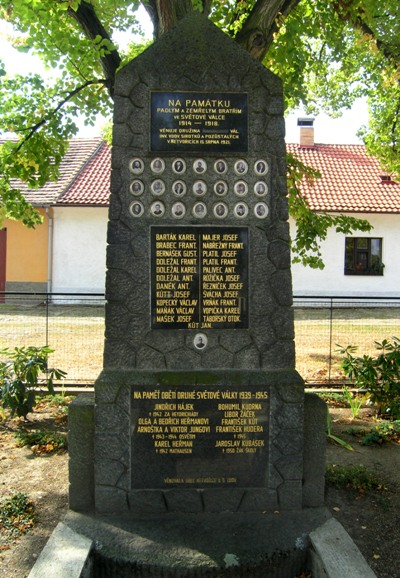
[141, 0, 160, 39]
[202, 0, 213, 16]
[332, 1, 400, 68]
[67, 0, 121, 97]
[390, 82, 400, 154]
[235, 0, 301, 61]
[15, 79, 108, 152]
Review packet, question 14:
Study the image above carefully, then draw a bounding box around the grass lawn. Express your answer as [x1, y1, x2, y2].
[0, 303, 398, 384]
[295, 307, 400, 382]
[0, 304, 105, 383]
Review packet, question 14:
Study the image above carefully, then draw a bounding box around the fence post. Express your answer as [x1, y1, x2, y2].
[328, 297, 333, 384]
[45, 293, 49, 347]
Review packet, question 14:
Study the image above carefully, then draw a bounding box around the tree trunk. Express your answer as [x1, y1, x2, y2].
[142, 0, 193, 38]
[235, 0, 301, 61]
[68, 0, 121, 95]
[69, 0, 303, 98]
[143, 0, 301, 62]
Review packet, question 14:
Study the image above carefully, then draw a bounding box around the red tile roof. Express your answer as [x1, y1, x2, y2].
[56, 140, 110, 206]
[287, 143, 400, 214]
[7, 138, 105, 206]
[5, 138, 400, 214]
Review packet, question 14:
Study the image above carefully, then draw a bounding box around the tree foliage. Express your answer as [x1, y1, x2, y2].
[0, 0, 398, 263]
[287, 153, 372, 268]
[338, 338, 400, 417]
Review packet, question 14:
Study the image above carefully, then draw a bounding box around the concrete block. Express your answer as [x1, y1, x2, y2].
[303, 393, 327, 507]
[310, 517, 377, 578]
[68, 393, 95, 512]
[28, 522, 93, 578]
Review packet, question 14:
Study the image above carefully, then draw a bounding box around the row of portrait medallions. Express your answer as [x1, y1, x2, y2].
[129, 157, 269, 177]
[129, 199, 269, 220]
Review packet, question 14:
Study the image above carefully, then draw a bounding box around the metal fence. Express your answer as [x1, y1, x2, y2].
[0, 292, 399, 385]
[293, 296, 400, 383]
[0, 293, 105, 385]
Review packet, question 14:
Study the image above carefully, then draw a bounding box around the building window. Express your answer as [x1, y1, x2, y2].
[345, 238, 384, 275]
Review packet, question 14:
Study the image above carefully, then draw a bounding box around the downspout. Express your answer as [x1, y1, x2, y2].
[45, 207, 53, 294]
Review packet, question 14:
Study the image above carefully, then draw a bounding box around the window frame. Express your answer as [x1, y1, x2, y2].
[344, 237, 384, 276]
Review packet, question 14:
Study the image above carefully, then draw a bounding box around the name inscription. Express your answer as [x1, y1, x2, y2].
[131, 385, 269, 488]
[151, 91, 248, 152]
[151, 226, 248, 329]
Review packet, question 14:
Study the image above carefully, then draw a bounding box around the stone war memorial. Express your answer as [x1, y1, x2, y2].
[66, 11, 333, 577]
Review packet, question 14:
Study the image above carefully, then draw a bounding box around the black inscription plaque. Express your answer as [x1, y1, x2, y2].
[151, 92, 248, 152]
[131, 384, 269, 489]
[151, 226, 249, 329]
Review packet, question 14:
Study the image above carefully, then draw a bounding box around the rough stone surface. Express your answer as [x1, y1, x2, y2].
[303, 393, 327, 508]
[310, 518, 377, 578]
[75, 11, 326, 520]
[106, 11, 294, 371]
[27, 522, 93, 578]
[92, 370, 306, 514]
[68, 394, 95, 512]
[61, 509, 335, 576]
[164, 489, 204, 513]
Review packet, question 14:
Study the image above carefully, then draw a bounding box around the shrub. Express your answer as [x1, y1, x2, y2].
[346, 421, 400, 446]
[15, 430, 68, 454]
[0, 346, 67, 419]
[337, 337, 400, 418]
[318, 391, 348, 407]
[0, 493, 36, 540]
[326, 464, 386, 494]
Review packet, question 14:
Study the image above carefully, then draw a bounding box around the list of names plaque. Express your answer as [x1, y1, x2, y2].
[151, 226, 248, 329]
[131, 385, 269, 489]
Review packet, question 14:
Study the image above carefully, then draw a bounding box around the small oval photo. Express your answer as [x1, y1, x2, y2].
[129, 179, 144, 196]
[254, 181, 268, 197]
[254, 159, 269, 176]
[234, 180, 248, 197]
[171, 201, 186, 219]
[129, 200, 144, 218]
[254, 202, 269, 219]
[192, 202, 207, 219]
[193, 158, 207, 174]
[234, 202, 248, 218]
[150, 200, 165, 217]
[213, 202, 228, 219]
[129, 158, 144, 175]
[193, 180, 207, 196]
[172, 158, 186, 174]
[194, 333, 208, 350]
[150, 157, 165, 174]
[214, 180, 228, 196]
[172, 180, 187, 197]
[214, 159, 228, 175]
[234, 159, 248, 175]
[151, 179, 165, 196]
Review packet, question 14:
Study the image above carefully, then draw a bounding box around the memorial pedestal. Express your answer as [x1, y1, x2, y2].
[68, 370, 326, 515]
[65, 507, 332, 577]
[67, 11, 329, 576]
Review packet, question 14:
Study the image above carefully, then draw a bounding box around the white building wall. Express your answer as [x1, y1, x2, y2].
[290, 213, 400, 297]
[52, 207, 108, 293]
[50, 208, 399, 298]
